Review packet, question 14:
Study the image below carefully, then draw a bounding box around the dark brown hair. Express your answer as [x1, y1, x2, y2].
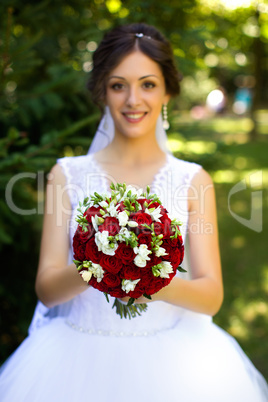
[87, 23, 182, 109]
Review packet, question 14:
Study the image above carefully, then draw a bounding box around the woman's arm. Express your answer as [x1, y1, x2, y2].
[35, 164, 88, 308]
[136, 168, 224, 316]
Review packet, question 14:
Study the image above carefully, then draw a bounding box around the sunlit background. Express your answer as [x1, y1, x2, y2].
[1, 0, 268, 380]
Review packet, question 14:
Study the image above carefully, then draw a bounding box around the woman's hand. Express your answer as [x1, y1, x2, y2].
[35, 164, 88, 308]
[120, 168, 224, 317]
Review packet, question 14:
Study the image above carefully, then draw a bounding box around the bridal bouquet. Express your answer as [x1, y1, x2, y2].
[73, 183, 185, 319]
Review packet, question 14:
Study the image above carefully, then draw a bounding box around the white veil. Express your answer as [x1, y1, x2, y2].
[88, 106, 170, 154]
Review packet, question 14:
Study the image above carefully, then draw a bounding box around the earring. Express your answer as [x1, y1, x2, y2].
[162, 104, 170, 130]
[103, 107, 108, 131]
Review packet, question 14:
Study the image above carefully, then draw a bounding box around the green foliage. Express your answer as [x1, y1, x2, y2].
[171, 113, 268, 380]
[0, 0, 104, 365]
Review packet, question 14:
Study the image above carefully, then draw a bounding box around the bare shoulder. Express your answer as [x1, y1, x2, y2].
[47, 163, 67, 186]
[188, 168, 215, 213]
[45, 163, 71, 211]
[191, 167, 214, 188]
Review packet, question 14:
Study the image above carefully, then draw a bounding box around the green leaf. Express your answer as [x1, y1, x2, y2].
[177, 266, 187, 273]
[104, 293, 110, 303]
[143, 293, 152, 300]
[127, 297, 135, 306]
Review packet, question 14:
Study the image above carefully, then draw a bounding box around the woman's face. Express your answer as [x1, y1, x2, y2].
[105, 50, 170, 140]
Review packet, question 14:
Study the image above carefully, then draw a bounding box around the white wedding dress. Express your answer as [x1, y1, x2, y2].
[0, 152, 267, 402]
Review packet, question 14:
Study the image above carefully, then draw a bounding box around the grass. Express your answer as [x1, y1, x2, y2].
[168, 111, 268, 380]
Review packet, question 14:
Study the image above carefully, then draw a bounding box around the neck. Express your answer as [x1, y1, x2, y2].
[103, 132, 166, 166]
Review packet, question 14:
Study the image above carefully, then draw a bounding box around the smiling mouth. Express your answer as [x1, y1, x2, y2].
[122, 112, 147, 123]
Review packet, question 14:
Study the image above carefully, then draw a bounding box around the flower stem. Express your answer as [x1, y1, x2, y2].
[112, 299, 147, 319]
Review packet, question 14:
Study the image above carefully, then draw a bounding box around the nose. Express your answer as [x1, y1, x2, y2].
[126, 85, 141, 107]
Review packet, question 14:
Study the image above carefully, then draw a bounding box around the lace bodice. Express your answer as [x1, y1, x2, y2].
[29, 153, 202, 335]
[59, 153, 201, 243]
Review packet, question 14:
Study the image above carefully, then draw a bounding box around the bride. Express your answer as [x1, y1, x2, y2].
[0, 23, 267, 402]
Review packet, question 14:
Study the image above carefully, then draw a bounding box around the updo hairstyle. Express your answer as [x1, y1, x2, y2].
[87, 23, 182, 110]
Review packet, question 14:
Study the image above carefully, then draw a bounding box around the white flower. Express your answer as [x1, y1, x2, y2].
[117, 227, 132, 242]
[95, 230, 109, 248]
[122, 278, 140, 294]
[94, 231, 118, 256]
[133, 244, 151, 267]
[158, 261, 173, 278]
[80, 270, 92, 282]
[138, 244, 151, 259]
[118, 211, 129, 226]
[99, 200, 109, 209]
[106, 203, 119, 217]
[91, 215, 99, 232]
[136, 203, 143, 211]
[116, 185, 144, 203]
[91, 263, 105, 282]
[125, 185, 143, 198]
[134, 254, 148, 268]
[155, 247, 168, 257]
[127, 220, 138, 227]
[145, 205, 162, 222]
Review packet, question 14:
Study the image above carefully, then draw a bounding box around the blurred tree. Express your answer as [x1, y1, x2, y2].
[0, 0, 104, 363]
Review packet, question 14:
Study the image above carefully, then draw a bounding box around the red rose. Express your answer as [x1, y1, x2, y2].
[137, 199, 148, 211]
[128, 280, 144, 299]
[102, 272, 121, 288]
[154, 220, 173, 239]
[177, 234, 183, 246]
[149, 254, 162, 267]
[160, 212, 170, 225]
[89, 276, 109, 293]
[115, 243, 135, 264]
[84, 206, 101, 223]
[160, 214, 171, 227]
[142, 272, 164, 295]
[74, 225, 94, 243]
[129, 212, 152, 227]
[153, 222, 164, 236]
[163, 237, 179, 248]
[170, 246, 184, 268]
[137, 232, 152, 248]
[73, 235, 86, 262]
[161, 240, 173, 258]
[121, 263, 141, 280]
[165, 224, 174, 239]
[162, 235, 183, 251]
[98, 217, 120, 236]
[109, 286, 125, 298]
[85, 237, 102, 264]
[139, 269, 154, 288]
[147, 201, 161, 209]
[101, 254, 123, 274]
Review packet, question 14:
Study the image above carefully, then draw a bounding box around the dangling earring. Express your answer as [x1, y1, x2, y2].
[103, 106, 108, 131]
[162, 104, 170, 130]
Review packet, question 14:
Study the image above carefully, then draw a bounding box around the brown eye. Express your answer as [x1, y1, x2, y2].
[143, 82, 156, 89]
[111, 83, 124, 90]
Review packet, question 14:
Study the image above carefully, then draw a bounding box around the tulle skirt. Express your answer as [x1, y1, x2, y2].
[0, 309, 267, 402]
